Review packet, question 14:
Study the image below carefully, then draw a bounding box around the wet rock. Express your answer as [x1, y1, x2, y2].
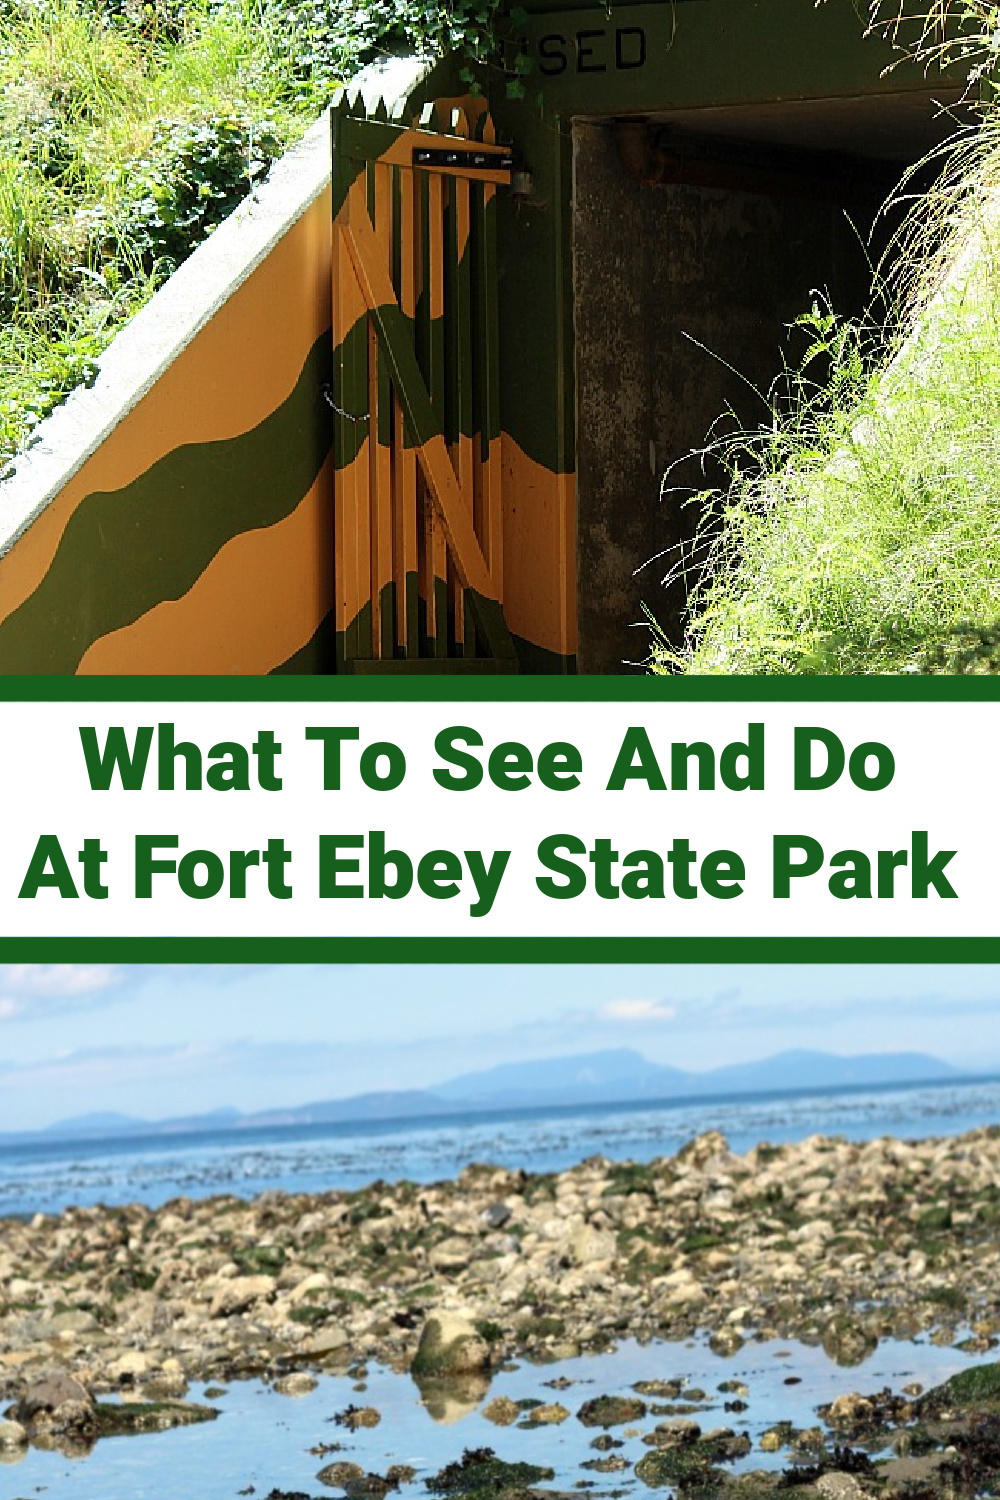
[822, 1317, 878, 1368]
[412, 1313, 490, 1377]
[414, 1373, 491, 1424]
[107, 1351, 151, 1384]
[815, 1475, 867, 1500]
[522, 1401, 569, 1425]
[299, 1328, 349, 1359]
[702, 1428, 751, 1461]
[634, 1445, 725, 1488]
[12, 1372, 96, 1437]
[643, 1418, 702, 1448]
[94, 1400, 219, 1436]
[636, 1425, 750, 1487]
[344, 1474, 396, 1497]
[429, 1239, 473, 1274]
[827, 1394, 875, 1428]
[320, 1464, 398, 1500]
[425, 1446, 554, 1495]
[879, 1452, 951, 1484]
[264, 1490, 326, 1499]
[820, 1387, 911, 1438]
[209, 1275, 275, 1319]
[333, 1404, 380, 1430]
[922, 1360, 1000, 1414]
[581, 1454, 630, 1472]
[480, 1204, 511, 1230]
[709, 1329, 745, 1357]
[318, 1461, 364, 1487]
[273, 1372, 318, 1396]
[482, 1396, 518, 1426]
[0, 1419, 27, 1449]
[577, 1394, 647, 1427]
[147, 1369, 189, 1399]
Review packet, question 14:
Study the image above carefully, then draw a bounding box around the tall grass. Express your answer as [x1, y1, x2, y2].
[0, 0, 353, 468]
[649, 7, 1000, 675]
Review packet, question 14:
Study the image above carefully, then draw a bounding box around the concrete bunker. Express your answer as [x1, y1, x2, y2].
[0, 3, 970, 676]
[572, 90, 966, 670]
[319, 0, 972, 674]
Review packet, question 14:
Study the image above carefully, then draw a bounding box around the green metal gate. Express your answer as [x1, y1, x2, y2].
[331, 95, 519, 672]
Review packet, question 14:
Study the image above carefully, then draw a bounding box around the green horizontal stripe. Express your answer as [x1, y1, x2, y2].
[0, 676, 998, 700]
[0, 937, 994, 962]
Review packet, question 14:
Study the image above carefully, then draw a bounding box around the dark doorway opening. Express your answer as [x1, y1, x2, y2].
[572, 88, 968, 672]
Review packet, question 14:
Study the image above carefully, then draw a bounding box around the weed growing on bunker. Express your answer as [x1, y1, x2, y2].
[647, 3, 1000, 676]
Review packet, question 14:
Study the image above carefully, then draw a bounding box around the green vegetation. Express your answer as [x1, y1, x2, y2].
[931, 1359, 1000, 1406]
[94, 1399, 219, 1434]
[650, 6, 1000, 676]
[0, 0, 508, 469]
[426, 1447, 555, 1497]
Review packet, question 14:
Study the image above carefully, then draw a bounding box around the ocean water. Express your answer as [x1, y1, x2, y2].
[2, 1074, 999, 1219]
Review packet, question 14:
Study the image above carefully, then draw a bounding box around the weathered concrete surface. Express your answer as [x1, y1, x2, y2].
[572, 121, 876, 671]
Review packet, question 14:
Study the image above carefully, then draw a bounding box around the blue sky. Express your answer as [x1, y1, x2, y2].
[0, 963, 997, 1131]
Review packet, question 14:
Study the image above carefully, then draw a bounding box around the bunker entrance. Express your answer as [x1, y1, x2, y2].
[572, 89, 967, 672]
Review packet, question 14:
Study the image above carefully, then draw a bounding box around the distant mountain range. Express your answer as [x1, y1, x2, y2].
[2, 1047, 967, 1146]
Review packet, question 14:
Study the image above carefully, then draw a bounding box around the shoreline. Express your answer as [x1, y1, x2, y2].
[2, 1124, 999, 1400]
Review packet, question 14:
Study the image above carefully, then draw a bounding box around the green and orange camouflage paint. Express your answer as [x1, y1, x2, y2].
[0, 64, 578, 676]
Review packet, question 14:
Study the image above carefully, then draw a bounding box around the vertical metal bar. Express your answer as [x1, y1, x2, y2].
[335, 222, 371, 665]
[416, 168, 434, 657]
[452, 114, 475, 656]
[414, 168, 431, 656]
[332, 216, 348, 666]
[347, 175, 372, 661]
[371, 159, 394, 660]
[427, 169, 448, 659]
[396, 162, 420, 658]
[481, 115, 503, 601]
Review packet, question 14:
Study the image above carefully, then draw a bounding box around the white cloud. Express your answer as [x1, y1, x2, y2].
[4, 965, 119, 997]
[0, 964, 123, 1020]
[601, 998, 677, 1022]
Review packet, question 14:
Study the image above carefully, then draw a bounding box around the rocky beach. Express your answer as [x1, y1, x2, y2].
[5, 1124, 1000, 1497]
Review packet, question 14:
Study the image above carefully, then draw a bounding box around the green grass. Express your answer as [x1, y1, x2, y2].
[0, 0, 506, 471]
[0, 0, 323, 466]
[649, 7, 1000, 676]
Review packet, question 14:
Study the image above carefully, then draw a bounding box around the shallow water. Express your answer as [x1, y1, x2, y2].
[2, 1334, 987, 1500]
[4, 1075, 1000, 1218]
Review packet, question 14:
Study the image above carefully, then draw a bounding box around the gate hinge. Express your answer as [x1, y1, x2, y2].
[412, 147, 514, 173]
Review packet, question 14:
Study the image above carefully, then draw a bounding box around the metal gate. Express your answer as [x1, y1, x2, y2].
[330, 96, 518, 672]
